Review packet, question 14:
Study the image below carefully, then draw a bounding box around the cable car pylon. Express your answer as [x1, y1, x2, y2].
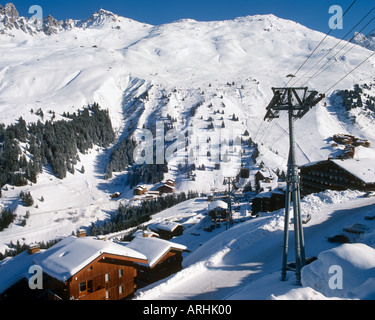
[263, 87, 325, 285]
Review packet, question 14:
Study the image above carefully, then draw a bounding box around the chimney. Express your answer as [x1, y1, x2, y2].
[28, 243, 40, 255]
[77, 229, 86, 237]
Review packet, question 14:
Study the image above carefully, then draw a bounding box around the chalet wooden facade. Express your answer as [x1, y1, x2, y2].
[134, 186, 148, 196]
[149, 221, 183, 240]
[299, 158, 375, 196]
[157, 179, 175, 195]
[0, 229, 190, 300]
[33, 235, 148, 300]
[157, 184, 175, 194]
[252, 186, 286, 215]
[126, 235, 186, 287]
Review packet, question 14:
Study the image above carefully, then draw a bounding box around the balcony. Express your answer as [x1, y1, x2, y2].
[78, 288, 106, 300]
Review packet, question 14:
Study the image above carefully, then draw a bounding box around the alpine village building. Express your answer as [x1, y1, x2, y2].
[252, 158, 375, 215]
[299, 158, 375, 196]
[0, 229, 187, 300]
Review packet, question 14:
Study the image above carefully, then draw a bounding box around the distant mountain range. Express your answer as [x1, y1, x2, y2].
[353, 30, 375, 51]
[0, 3, 146, 36]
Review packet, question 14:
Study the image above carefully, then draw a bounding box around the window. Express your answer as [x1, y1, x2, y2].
[105, 273, 110, 282]
[79, 282, 87, 293]
[106, 290, 110, 300]
[119, 269, 123, 278]
[79, 280, 93, 295]
[119, 285, 123, 294]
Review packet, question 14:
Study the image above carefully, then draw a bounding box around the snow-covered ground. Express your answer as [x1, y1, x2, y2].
[134, 190, 375, 300]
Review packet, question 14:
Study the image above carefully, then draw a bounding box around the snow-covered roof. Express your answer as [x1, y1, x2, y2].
[158, 184, 174, 190]
[331, 158, 375, 184]
[33, 236, 147, 282]
[155, 221, 181, 232]
[0, 251, 37, 295]
[125, 237, 186, 268]
[208, 200, 228, 211]
[254, 191, 272, 199]
[256, 168, 277, 179]
[259, 179, 278, 192]
[133, 229, 159, 238]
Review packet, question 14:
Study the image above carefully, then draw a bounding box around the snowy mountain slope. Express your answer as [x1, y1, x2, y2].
[353, 30, 375, 51]
[1, 7, 374, 163]
[1, 3, 375, 278]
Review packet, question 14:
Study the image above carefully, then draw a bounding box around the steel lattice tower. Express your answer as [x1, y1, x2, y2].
[263, 87, 325, 285]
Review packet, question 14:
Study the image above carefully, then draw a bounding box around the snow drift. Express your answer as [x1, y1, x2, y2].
[301, 243, 375, 300]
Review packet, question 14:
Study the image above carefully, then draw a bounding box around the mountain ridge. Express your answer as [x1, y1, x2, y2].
[0, 3, 149, 36]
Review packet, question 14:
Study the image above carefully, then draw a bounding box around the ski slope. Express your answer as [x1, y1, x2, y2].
[135, 190, 375, 300]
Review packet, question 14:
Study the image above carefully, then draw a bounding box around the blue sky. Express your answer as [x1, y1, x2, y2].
[7, 0, 375, 38]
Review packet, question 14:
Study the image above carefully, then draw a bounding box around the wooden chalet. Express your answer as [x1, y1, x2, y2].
[299, 158, 375, 196]
[32, 235, 147, 300]
[149, 221, 183, 240]
[0, 246, 40, 300]
[333, 134, 370, 148]
[111, 192, 121, 199]
[145, 190, 160, 199]
[134, 186, 147, 196]
[251, 185, 286, 215]
[157, 183, 175, 195]
[126, 235, 187, 287]
[255, 169, 278, 192]
[165, 179, 175, 187]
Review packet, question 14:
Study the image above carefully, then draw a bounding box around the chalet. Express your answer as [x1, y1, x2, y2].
[134, 186, 148, 196]
[149, 221, 183, 240]
[333, 134, 370, 148]
[252, 185, 286, 215]
[145, 190, 160, 199]
[32, 235, 147, 300]
[255, 169, 278, 192]
[111, 192, 121, 199]
[126, 235, 187, 287]
[252, 191, 272, 214]
[332, 134, 370, 159]
[132, 229, 159, 239]
[333, 134, 355, 145]
[157, 184, 175, 195]
[299, 158, 375, 196]
[0, 246, 39, 300]
[165, 179, 175, 187]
